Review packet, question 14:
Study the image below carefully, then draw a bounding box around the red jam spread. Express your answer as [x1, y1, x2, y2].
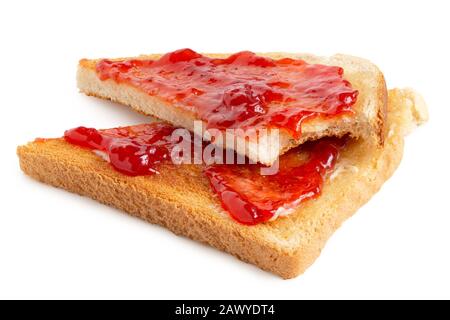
[64, 123, 178, 176]
[96, 49, 358, 138]
[204, 139, 340, 225]
[64, 123, 342, 225]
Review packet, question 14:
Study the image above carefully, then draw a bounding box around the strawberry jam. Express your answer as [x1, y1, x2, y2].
[204, 139, 340, 225]
[96, 49, 358, 138]
[64, 123, 178, 176]
[64, 122, 342, 225]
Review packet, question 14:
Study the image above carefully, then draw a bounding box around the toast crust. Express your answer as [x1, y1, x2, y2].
[77, 52, 387, 165]
[17, 89, 425, 278]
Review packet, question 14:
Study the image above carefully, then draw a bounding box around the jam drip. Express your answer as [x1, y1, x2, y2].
[64, 123, 177, 176]
[205, 139, 340, 225]
[64, 123, 342, 225]
[96, 49, 358, 138]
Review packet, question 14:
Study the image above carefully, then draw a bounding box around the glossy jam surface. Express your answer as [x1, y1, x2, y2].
[64, 123, 341, 225]
[96, 49, 358, 138]
[205, 139, 341, 225]
[64, 123, 178, 176]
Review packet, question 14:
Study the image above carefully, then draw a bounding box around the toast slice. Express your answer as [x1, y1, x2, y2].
[77, 52, 387, 165]
[17, 88, 427, 278]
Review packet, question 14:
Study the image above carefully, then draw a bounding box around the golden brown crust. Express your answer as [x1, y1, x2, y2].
[376, 72, 388, 145]
[16, 89, 426, 278]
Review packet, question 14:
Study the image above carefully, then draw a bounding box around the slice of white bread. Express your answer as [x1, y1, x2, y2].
[77, 52, 387, 165]
[17, 88, 427, 279]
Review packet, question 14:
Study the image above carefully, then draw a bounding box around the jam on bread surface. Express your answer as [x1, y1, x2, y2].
[96, 49, 358, 139]
[65, 123, 177, 176]
[64, 123, 342, 225]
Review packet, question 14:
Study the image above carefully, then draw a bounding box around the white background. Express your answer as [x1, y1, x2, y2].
[1, 0, 449, 299]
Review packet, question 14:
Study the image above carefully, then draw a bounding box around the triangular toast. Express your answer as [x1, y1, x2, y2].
[77, 51, 387, 165]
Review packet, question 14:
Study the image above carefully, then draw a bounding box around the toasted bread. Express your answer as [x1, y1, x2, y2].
[77, 52, 387, 165]
[17, 88, 427, 278]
